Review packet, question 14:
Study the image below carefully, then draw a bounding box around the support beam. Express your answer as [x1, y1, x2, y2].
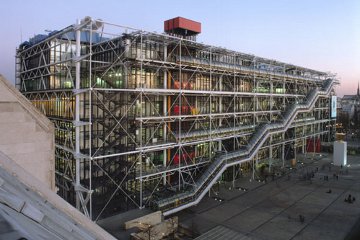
[75, 19, 81, 211]
[163, 44, 168, 186]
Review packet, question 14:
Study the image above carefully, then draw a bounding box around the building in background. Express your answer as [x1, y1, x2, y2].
[341, 83, 360, 106]
[16, 16, 338, 220]
[338, 83, 360, 131]
[339, 103, 355, 119]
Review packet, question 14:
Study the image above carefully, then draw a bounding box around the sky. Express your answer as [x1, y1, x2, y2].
[0, 0, 359, 97]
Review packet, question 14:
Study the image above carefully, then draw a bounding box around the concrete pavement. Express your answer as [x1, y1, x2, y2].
[177, 153, 360, 240]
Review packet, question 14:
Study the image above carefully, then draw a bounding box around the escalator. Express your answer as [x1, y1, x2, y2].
[155, 78, 335, 215]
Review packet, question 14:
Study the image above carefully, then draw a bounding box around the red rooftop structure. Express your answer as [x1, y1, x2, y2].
[164, 17, 201, 37]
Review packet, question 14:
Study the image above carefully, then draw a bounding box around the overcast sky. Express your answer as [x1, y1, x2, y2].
[1, 0, 359, 97]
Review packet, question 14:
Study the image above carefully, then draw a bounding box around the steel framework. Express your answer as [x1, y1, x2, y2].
[16, 17, 338, 220]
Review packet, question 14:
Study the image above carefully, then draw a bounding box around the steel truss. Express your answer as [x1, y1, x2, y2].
[16, 17, 338, 219]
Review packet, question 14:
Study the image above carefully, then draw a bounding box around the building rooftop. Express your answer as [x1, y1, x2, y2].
[18, 16, 330, 78]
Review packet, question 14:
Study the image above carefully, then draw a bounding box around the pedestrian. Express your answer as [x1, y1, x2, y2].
[347, 194, 353, 203]
[299, 215, 305, 223]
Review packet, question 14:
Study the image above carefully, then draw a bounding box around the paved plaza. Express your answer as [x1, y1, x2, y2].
[178, 153, 360, 240]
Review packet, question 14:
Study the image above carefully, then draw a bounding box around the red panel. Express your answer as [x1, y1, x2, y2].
[306, 138, 314, 152]
[173, 105, 180, 115]
[173, 17, 180, 29]
[164, 17, 201, 34]
[168, 19, 173, 31]
[316, 138, 321, 152]
[174, 154, 180, 165]
[173, 153, 194, 165]
[178, 17, 201, 33]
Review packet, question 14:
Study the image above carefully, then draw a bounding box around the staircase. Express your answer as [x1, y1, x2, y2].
[155, 78, 335, 215]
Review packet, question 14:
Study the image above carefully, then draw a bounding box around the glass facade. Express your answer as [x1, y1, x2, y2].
[17, 21, 336, 219]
